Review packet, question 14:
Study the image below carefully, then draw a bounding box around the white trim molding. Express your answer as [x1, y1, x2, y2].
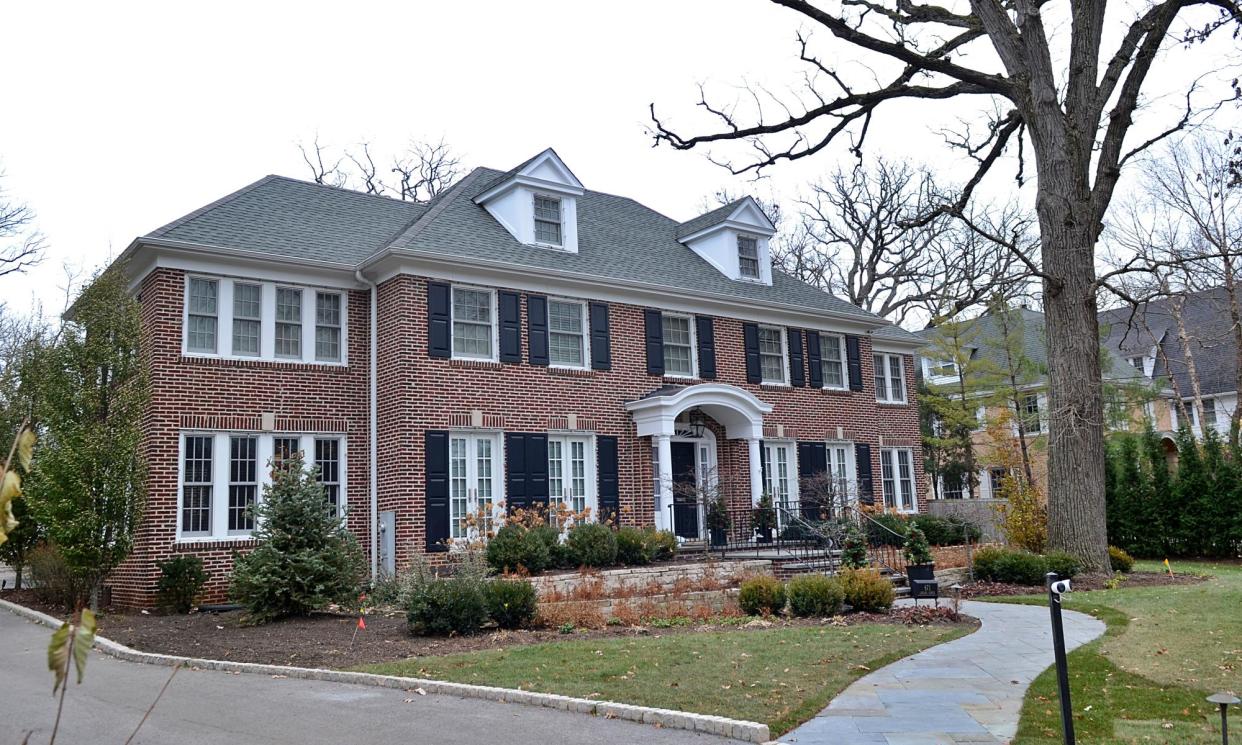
[624, 383, 774, 440]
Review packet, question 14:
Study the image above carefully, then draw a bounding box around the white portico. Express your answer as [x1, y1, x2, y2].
[624, 383, 773, 534]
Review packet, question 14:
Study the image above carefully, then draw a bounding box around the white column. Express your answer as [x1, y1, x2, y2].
[748, 438, 764, 507]
[655, 434, 673, 532]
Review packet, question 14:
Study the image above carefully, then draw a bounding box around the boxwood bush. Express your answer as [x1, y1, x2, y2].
[156, 555, 208, 614]
[787, 574, 844, 617]
[566, 523, 617, 567]
[838, 568, 895, 612]
[738, 575, 786, 615]
[972, 546, 1074, 585]
[486, 524, 551, 574]
[406, 576, 489, 635]
[483, 578, 538, 629]
[615, 526, 651, 566]
[1108, 545, 1135, 573]
[909, 515, 983, 545]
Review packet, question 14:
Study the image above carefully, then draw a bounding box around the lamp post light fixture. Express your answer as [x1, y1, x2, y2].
[1208, 693, 1240, 745]
[688, 408, 707, 439]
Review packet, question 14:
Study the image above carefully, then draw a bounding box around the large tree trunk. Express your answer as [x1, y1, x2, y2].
[1038, 194, 1111, 574]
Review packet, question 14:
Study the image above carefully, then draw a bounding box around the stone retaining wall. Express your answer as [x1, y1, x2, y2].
[530, 559, 771, 601]
[926, 498, 1007, 542]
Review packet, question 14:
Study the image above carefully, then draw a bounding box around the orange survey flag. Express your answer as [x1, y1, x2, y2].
[358, 616, 366, 630]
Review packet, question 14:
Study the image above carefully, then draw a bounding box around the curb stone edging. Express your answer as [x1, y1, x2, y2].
[0, 598, 770, 743]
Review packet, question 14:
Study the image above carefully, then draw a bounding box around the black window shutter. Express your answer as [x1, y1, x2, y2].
[527, 433, 549, 510]
[498, 291, 522, 363]
[743, 322, 761, 384]
[589, 302, 611, 370]
[695, 315, 717, 380]
[505, 433, 529, 512]
[854, 443, 874, 504]
[788, 329, 805, 387]
[806, 331, 823, 388]
[597, 436, 619, 524]
[797, 441, 828, 521]
[427, 282, 451, 359]
[527, 295, 549, 366]
[644, 309, 665, 376]
[424, 431, 450, 551]
[845, 334, 863, 391]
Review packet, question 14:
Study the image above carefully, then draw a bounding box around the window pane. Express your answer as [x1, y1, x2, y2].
[663, 316, 690, 345]
[548, 301, 582, 333]
[316, 326, 341, 362]
[233, 319, 260, 356]
[187, 315, 217, 353]
[534, 195, 561, 221]
[548, 440, 564, 505]
[229, 436, 257, 532]
[276, 322, 302, 358]
[874, 354, 889, 400]
[315, 438, 341, 515]
[549, 332, 584, 366]
[888, 355, 905, 401]
[449, 438, 467, 539]
[896, 450, 913, 510]
[189, 279, 218, 315]
[452, 321, 492, 357]
[273, 437, 301, 466]
[316, 292, 341, 326]
[276, 288, 302, 322]
[881, 449, 896, 510]
[233, 283, 261, 319]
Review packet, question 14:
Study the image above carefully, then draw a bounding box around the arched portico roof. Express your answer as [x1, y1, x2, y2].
[623, 383, 773, 440]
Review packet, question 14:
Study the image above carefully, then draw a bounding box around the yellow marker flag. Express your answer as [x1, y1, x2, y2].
[1163, 558, 1173, 577]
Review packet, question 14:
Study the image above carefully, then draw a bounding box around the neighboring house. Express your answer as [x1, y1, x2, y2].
[917, 306, 1163, 503]
[1098, 286, 1240, 440]
[107, 148, 924, 606]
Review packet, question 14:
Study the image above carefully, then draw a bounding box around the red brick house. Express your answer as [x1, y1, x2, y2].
[109, 149, 924, 606]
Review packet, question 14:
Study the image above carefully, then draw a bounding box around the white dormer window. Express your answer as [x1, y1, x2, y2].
[738, 235, 760, 279]
[534, 195, 562, 246]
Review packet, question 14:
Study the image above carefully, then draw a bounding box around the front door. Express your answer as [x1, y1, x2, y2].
[671, 441, 699, 539]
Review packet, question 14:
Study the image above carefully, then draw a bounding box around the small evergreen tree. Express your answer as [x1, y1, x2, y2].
[1170, 427, 1209, 556]
[230, 454, 365, 624]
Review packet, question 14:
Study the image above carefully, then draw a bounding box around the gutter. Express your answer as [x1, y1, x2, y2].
[355, 269, 380, 582]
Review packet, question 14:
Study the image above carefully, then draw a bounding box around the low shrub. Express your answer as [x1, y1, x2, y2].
[155, 555, 208, 613]
[566, 523, 617, 568]
[486, 524, 551, 574]
[1108, 545, 1135, 573]
[840, 523, 869, 569]
[910, 515, 983, 545]
[972, 546, 1049, 585]
[643, 528, 678, 562]
[738, 575, 786, 615]
[28, 543, 89, 610]
[484, 578, 538, 629]
[838, 568, 895, 612]
[406, 577, 488, 635]
[787, 574, 844, 617]
[528, 524, 576, 570]
[865, 513, 909, 547]
[1043, 550, 1081, 580]
[615, 526, 651, 566]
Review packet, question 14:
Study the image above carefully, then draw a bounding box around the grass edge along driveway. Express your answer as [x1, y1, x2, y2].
[1002, 561, 1240, 744]
[361, 622, 970, 736]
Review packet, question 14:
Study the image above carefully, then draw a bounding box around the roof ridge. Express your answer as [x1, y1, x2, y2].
[375, 168, 488, 256]
[146, 175, 281, 239]
[261, 174, 428, 206]
[677, 197, 747, 227]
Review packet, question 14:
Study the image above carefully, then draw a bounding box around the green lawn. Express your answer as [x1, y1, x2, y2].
[1010, 561, 1242, 744]
[361, 623, 969, 735]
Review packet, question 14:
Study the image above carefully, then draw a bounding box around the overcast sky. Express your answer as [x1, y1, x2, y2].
[0, 1, 1234, 319]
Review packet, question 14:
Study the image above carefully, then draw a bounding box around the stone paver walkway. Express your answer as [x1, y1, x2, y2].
[785, 599, 1105, 744]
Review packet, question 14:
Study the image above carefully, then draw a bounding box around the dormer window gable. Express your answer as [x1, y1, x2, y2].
[677, 197, 776, 285]
[474, 148, 584, 253]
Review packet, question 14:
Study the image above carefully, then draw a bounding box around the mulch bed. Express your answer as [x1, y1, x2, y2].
[959, 570, 1207, 598]
[1, 588, 976, 670]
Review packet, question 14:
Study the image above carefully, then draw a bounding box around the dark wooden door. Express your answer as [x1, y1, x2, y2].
[671, 442, 699, 539]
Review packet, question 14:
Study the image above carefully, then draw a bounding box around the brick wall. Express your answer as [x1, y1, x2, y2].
[117, 267, 922, 607]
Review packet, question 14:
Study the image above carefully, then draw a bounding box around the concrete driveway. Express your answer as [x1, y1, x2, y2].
[0, 610, 740, 745]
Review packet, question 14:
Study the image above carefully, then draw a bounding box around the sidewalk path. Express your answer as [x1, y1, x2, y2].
[785, 599, 1105, 744]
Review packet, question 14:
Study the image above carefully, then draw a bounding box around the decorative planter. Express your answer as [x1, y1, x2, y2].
[710, 527, 727, 547]
[906, 563, 936, 582]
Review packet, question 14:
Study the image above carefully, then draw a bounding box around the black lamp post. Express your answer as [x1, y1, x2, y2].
[1209, 693, 1240, 745]
[1046, 572, 1075, 745]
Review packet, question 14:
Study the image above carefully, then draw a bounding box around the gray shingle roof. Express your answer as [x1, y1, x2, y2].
[675, 198, 748, 240]
[140, 164, 917, 338]
[146, 175, 426, 265]
[1100, 287, 1238, 396]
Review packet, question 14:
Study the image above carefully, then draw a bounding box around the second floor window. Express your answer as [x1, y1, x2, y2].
[534, 195, 562, 245]
[737, 235, 760, 279]
[821, 333, 846, 389]
[452, 286, 494, 360]
[662, 313, 695, 376]
[1020, 394, 1042, 433]
[548, 299, 586, 367]
[187, 278, 219, 353]
[231, 283, 261, 356]
[758, 325, 786, 384]
[1200, 397, 1218, 427]
[315, 292, 342, 362]
[874, 353, 907, 403]
[275, 288, 303, 358]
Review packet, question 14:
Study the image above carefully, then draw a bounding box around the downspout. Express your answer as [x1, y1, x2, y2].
[355, 269, 379, 582]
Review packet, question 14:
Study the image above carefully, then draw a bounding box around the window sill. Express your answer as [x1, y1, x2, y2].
[550, 366, 598, 378]
[760, 381, 790, 389]
[449, 358, 502, 370]
[181, 354, 349, 370]
[662, 374, 698, 383]
[820, 386, 852, 395]
[876, 400, 911, 407]
[173, 536, 257, 550]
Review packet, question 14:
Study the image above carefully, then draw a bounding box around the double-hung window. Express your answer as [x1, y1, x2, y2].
[534, 195, 562, 246]
[874, 353, 907, 403]
[1020, 394, 1042, 433]
[451, 286, 495, 360]
[181, 435, 214, 536]
[448, 432, 501, 539]
[275, 287, 303, 358]
[662, 313, 696, 377]
[187, 278, 219, 353]
[758, 325, 787, 384]
[737, 235, 760, 279]
[315, 292, 342, 362]
[821, 333, 847, 389]
[228, 436, 258, 532]
[762, 442, 797, 515]
[825, 441, 854, 499]
[548, 299, 587, 368]
[1201, 397, 1218, 428]
[231, 283, 261, 356]
[880, 447, 915, 512]
[548, 434, 595, 522]
[315, 437, 342, 515]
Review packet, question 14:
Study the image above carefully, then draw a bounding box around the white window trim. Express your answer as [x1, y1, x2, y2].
[447, 429, 506, 543]
[737, 233, 761, 280]
[547, 432, 598, 524]
[314, 290, 344, 363]
[825, 439, 857, 499]
[661, 312, 699, 379]
[450, 284, 500, 363]
[758, 324, 789, 386]
[532, 193, 564, 248]
[181, 274, 348, 366]
[874, 352, 907, 404]
[546, 297, 591, 371]
[820, 333, 848, 391]
[175, 431, 347, 543]
[879, 446, 917, 514]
